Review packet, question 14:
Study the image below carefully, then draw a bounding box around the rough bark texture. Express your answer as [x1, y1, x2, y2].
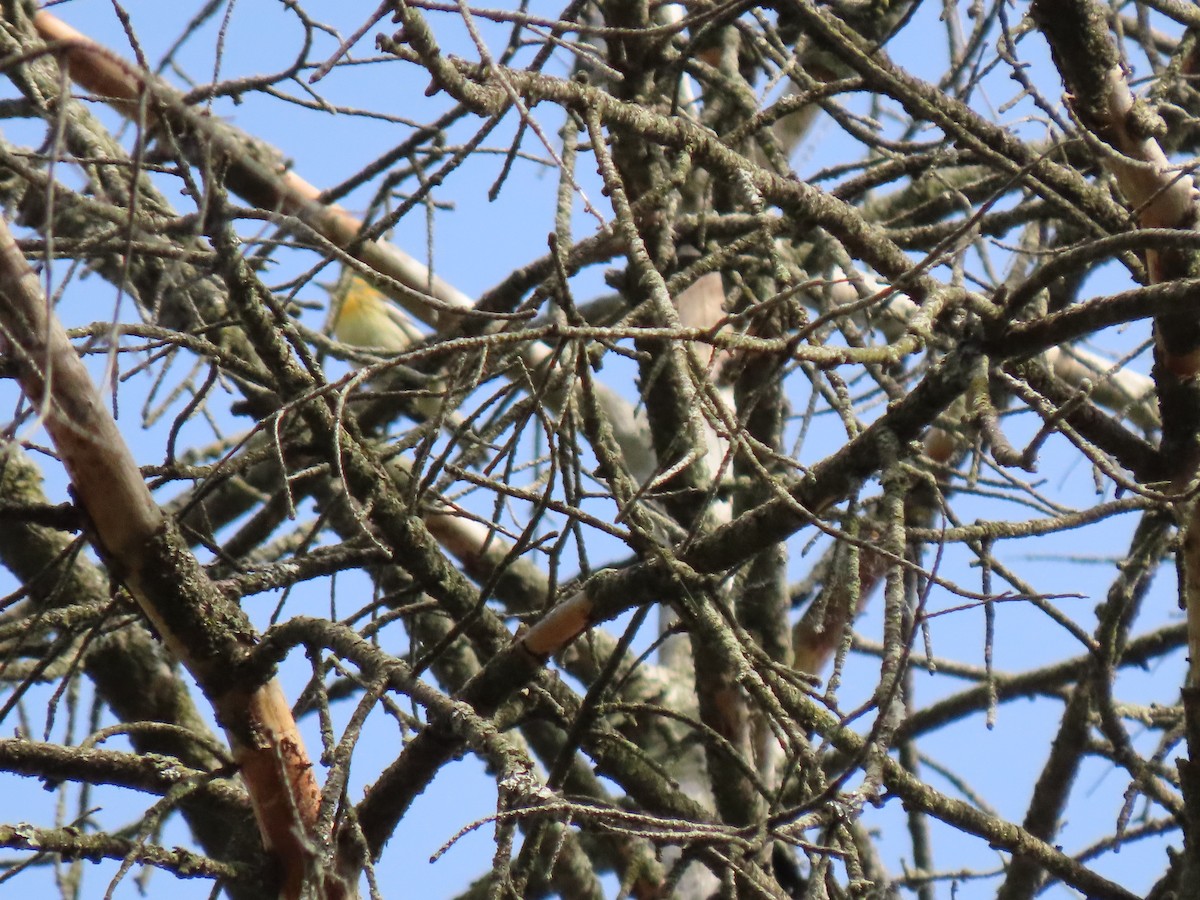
[1, 1, 1199, 898]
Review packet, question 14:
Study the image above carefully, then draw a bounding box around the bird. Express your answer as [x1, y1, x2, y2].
[326, 269, 457, 427]
[329, 270, 422, 353]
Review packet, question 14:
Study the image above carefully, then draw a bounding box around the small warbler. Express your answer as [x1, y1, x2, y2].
[328, 270, 453, 424]
[329, 271, 422, 353]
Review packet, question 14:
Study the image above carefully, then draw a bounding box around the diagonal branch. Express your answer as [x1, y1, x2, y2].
[0, 212, 332, 900]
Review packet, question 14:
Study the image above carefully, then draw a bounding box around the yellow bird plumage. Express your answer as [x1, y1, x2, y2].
[330, 272, 421, 353]
[328, 271, 450, 423]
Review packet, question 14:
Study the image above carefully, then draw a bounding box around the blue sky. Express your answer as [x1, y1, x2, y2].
[0, 1, 1184, 898]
